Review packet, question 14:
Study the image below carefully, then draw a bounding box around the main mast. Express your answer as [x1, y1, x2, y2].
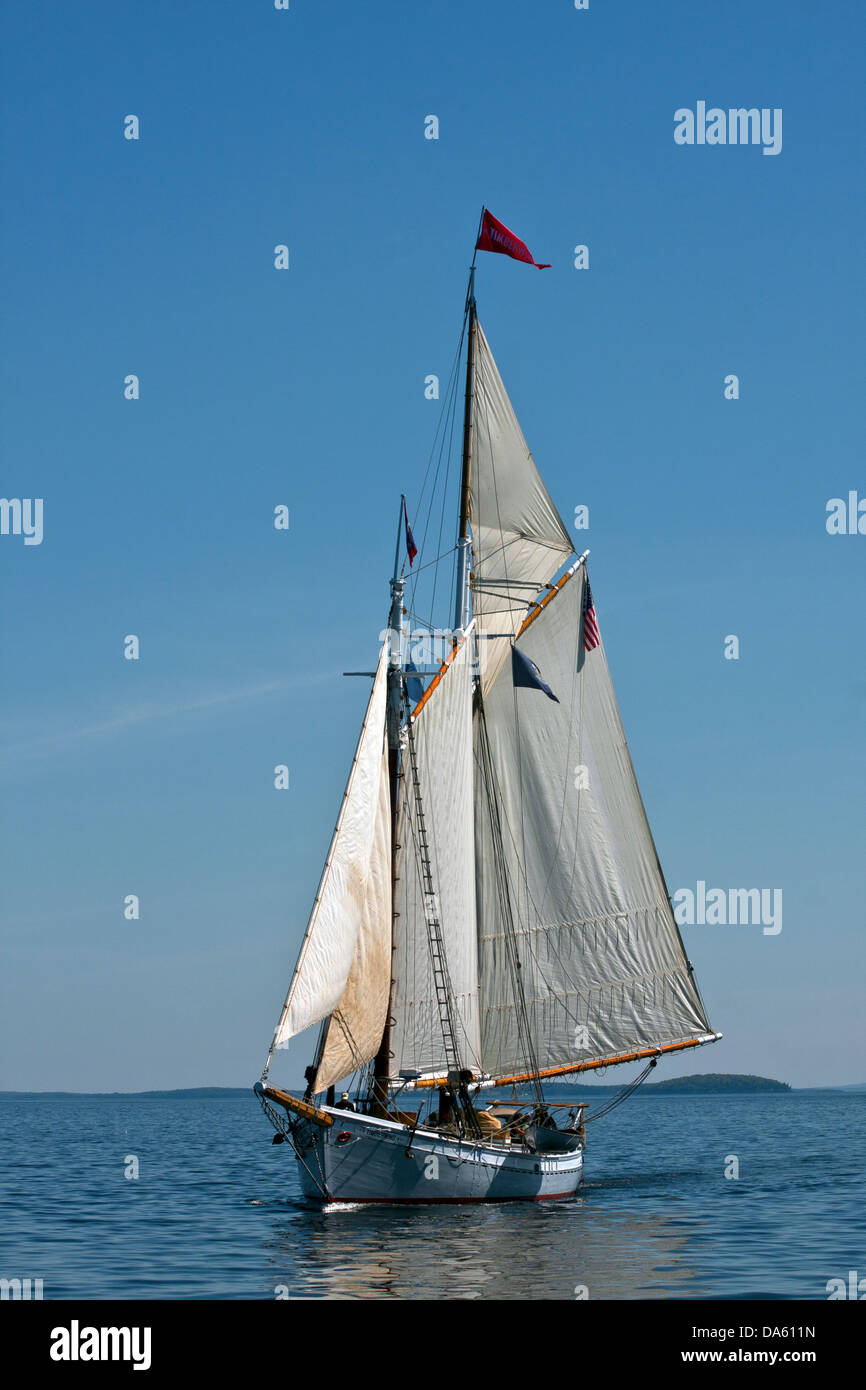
[455, 241, 546, 1102]
[454, 238, 479, 634]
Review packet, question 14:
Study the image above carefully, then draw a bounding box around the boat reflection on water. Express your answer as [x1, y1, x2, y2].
[264, 1192, 707, 1301]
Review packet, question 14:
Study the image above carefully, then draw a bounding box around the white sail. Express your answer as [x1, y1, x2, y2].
[313, 741, 392, 1090]
[474, 564, 711, 1080]
[270, 645, 391, 1064]
[469, 319, 573, 694]
[390, 635, 482, 1078]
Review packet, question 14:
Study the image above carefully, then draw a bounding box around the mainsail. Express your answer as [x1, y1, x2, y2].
[474, 562, 712, 1081]
[267, 644, 392, 1089]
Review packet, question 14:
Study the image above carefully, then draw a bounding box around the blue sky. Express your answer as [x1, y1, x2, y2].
[1, 1, 863, 1091]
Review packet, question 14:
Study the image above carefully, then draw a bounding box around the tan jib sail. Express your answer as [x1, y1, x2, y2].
[473, 562, 713, 1082]
[469, 319, 573, 695]
[267, 644, 392, 1088]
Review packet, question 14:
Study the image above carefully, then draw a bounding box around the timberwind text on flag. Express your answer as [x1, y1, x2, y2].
[475, 208, 551, 269]
[404, 498, 418, 567]
[582, 579, 600, 651]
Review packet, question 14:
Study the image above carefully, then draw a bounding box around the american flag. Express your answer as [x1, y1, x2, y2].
[582, 579, 600, 651]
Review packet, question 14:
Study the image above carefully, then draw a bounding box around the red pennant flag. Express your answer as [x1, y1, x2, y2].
[476, 209, 551, 269]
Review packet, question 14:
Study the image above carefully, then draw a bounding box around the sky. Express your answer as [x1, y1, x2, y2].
[1, 1, 863, 1092]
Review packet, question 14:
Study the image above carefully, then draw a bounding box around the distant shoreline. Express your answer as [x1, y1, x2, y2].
[1, 1075, 864, 1100]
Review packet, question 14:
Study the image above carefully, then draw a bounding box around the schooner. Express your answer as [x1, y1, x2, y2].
[255, 210, 720, 1203]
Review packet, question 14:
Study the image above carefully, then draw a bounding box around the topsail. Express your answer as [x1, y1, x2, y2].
[469, 320, 573, 694]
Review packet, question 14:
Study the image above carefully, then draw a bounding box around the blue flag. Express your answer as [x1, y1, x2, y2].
[512, 645, 559, 702]
[405, 659, 426, 707]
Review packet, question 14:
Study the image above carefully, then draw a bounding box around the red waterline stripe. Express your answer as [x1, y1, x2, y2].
[320, 1189, 581, 1205]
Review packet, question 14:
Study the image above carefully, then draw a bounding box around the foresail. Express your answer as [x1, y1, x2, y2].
[390, 635, 482, 1078]
[474, 565, 711, 1080]
[268, 645, 391, 1068]
[469, 319, 573, 694]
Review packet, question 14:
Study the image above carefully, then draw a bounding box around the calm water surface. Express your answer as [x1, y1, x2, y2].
[1, 1092, 862, 1300]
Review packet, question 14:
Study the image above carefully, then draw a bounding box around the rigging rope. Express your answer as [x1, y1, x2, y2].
[407, 309, 468, 629]
[583, 1057, 659, 1124]
[255, 1089, 330, 1201]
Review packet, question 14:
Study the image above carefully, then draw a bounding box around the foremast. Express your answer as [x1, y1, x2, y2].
[371, 498, 408, 1107]
[370, 493, 478, 1136]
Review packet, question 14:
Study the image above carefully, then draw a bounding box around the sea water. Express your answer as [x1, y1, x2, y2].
[0, 1091, 862, 1300]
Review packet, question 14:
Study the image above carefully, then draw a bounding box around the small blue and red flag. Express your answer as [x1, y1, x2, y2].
[404, 498, 418, 567]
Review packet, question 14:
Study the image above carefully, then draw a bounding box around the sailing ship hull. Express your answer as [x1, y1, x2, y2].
[292, 1109, 584, 1204]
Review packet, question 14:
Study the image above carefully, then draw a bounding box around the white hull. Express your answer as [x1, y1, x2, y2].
[292, 1108, 584, 1204]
